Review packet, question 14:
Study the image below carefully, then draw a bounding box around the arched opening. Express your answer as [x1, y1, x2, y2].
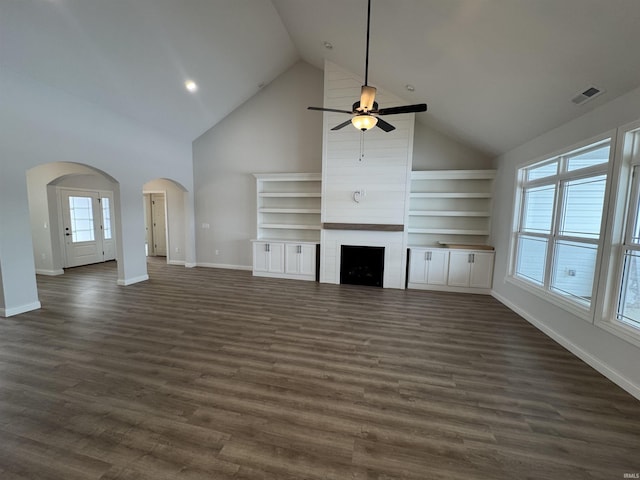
[26, 162, 122, 275]
[142, 178, 189, 266]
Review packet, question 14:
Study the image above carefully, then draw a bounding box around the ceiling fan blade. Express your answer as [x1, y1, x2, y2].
[377, 103, 428, 116]
[308, 106, 354, 114]
[331, 119, 354, 131]
[375, 117, 396, 132]
[359, 85, 377, 112]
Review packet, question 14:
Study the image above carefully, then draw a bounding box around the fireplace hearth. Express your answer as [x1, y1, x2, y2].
[340, 245, 385, 287]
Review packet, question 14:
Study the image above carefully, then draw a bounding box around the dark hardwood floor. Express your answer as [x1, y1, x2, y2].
[0, 258, 638, 479]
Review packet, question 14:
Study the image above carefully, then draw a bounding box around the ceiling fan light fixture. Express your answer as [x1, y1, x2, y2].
[352, 114, 378, 131]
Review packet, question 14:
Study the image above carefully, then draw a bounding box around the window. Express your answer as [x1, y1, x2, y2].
[512, 139, 612, 311]
[102, 197, 112, 240]
[68, 196, 95, 243]
[614, 128, 640, 333]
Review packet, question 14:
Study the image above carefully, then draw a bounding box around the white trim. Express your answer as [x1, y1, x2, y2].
[253, 271, 316, 282]
[505, 275, 593, 322]
[0, 301, 42, 317]
[167, 260, 185, 266]
[491, 290, 640, 402]
[35, 269, 64, 276]
[185, 262, 197, 268]
[252, 172, 321, 181]
[196, 262, 252, 271]
[407, 283, 491, 295]
[117, 274, 149, 286]
[596, 317, 640, 349]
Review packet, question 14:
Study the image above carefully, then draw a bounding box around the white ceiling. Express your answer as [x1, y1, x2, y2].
[3, 1, 640, 156]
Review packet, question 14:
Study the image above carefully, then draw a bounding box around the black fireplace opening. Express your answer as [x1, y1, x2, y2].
[340, 245, 385, 287]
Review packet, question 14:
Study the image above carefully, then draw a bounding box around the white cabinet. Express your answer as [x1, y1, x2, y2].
[408, 247, 494, 293]
[408, 248, 449, 286]
[252, 240, 317, 281]
[447, 251, 494, 289]
[253, 241, 284, 274]
[285, 243, 316, 278]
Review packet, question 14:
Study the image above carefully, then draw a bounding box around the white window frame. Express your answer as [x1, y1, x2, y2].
[595, 121, 640, 348]
[507, 132, 615, 322]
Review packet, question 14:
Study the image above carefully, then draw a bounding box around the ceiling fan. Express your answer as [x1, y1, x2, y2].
[308, 0, 427, 133]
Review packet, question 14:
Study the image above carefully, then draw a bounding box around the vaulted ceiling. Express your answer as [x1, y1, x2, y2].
[3, 0, 640, 156]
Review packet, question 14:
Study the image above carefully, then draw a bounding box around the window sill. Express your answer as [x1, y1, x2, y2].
[596, 318, 640, 349]
[505, 275, 594, 323]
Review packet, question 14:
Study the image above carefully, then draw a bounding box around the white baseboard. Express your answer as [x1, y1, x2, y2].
[491, 290, 640, 401]
[167, 260, 185, 266]
[196, 262, 252, 271]
[35, 269, 64, 276]
[0, 301, 42, 317]
[117, 274, 149, 286]
[185, 262, 197, 268]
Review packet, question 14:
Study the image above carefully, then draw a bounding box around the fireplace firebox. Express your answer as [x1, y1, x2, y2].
[340, 245, 385, 287]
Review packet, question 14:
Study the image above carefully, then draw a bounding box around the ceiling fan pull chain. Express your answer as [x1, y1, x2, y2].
[360, 131, 365, 161]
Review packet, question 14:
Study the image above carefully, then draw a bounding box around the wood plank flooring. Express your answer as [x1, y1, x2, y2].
[0, 258, 639, 479]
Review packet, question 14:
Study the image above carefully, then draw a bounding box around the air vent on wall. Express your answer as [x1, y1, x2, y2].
[571, 85, 604, 105]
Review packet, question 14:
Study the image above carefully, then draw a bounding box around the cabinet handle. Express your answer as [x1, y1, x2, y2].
[297, 245, 302, 254]
[427, 251, 432, 261]
[266, 243, 270, 252]
[468, 253, 475, 263]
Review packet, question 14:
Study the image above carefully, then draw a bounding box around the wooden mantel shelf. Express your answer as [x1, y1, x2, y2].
[322, 223, 404, 232]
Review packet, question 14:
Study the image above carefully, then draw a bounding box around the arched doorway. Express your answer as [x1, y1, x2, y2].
[26, 162, 122, 275]
[142, 178, 188, 266]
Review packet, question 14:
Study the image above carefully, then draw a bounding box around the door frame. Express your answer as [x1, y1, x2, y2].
[142, 190, 169, 260]
[57, 186, 116, 268]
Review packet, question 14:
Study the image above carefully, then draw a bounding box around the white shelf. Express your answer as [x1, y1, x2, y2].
[259, 208, 321, 214]
[410, 192, 492, 198]
[408, 169, 496, 247]
[408, 228, 490, 235]
[259, 192, 321, 198]
[411, 170, 496, 180]
[254, 172, 322, 243]
[259, 224, 321, 230]
[409, 210, 490, 217]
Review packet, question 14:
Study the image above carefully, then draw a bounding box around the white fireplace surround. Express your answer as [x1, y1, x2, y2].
[320, 229, 407, 289]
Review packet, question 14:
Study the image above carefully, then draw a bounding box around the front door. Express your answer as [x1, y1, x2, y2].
[61, 189, 111, 268]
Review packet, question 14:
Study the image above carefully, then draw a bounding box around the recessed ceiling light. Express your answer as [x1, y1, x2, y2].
[405, 84, 415, 92]
[185, 80, 198, 93]
[323, 41, 333, 50]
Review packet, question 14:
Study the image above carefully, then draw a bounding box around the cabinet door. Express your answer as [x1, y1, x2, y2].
[299, 244, 316, 276]
[408, 249, 427, 284]
[268, 242, 285, 273]
[426, 250, 449, 285]
[285, 244, 299, 274]
[447, 252, 472, 287]
[253, 242, 269, 272]
[285, 244, 317, 276]
[469, 252, 494, 288]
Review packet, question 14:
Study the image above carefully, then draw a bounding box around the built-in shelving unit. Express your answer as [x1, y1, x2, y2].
[252, 173, 321, 282]
[408, 170, 496, 247]
[254, 173, 322, 242]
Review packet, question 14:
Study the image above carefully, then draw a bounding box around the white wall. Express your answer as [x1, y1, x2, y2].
[143, 178, 188, 265]
[491, 85, 640, 399]
[0, 71, 195, 316]
[192, 61, 324, 269]
[412, 121, 492, 170]
[321, 60, 415, 225]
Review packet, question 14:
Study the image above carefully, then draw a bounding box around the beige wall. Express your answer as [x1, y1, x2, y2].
[193, 61, 324, 268]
